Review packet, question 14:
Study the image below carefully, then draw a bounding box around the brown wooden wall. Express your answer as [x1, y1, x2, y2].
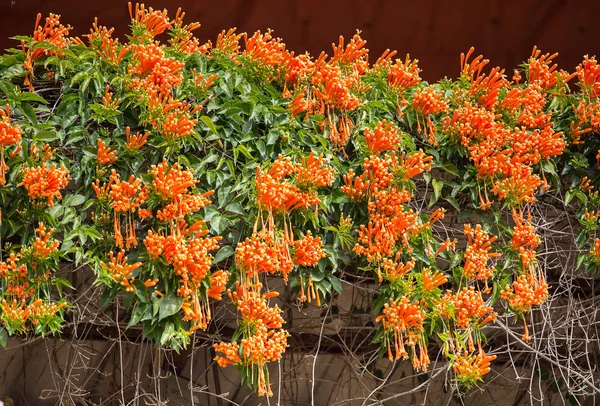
[0, 0, 599, 81]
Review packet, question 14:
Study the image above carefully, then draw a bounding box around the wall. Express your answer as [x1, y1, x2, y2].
[1, 0, 600, 81]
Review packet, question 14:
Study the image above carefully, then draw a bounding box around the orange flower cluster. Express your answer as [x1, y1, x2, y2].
[376, 297, 429, 371]
[168, 9, 203, 54]
[97, 139, 118, 167]
[381, 256, 415, 283]
[83, 18, 128, 65]
[501, 274, 548, 315]
[128, 2, 172, 40]
[243, 30, 290, 75]
[422, 267, 448, 293]
[452, 347, 497, 386]
[443, 48, 570, 207]
[32, 223, 60, 261]
[501, 274, 548, 340]
[125, 126, 149, 152]
[439, 287, 496, 330]
[0, 104, 22, 185]
[26, 299, 67, 327]
[364, 120, 402, 155]
[412, 86, 448, 144]
[344, 151, 432, 264]
[215, 282, 288, 396]
[462, 224, 500, 285]
[412, 86, 448, 116]
[144, 221, 223, 330]
[150, 160, 212, 221]
[256, 153, 335, 213]
[147, 94, 199, 141]
[527, 47, 574, 91]
[0, 230, 65, 335]
[107, 171, 149, 248]
[511, 210, 541, 269]
[373, 53, 422, 93]
[236, 229, 294, 281]
[20, 163, 70, 208]
[461, 49, 507, 111]
[576, 55, 600, 97]
[22, 13, 72, 88]
[291, 232, 326, 267]
[100, 250, 142, 293]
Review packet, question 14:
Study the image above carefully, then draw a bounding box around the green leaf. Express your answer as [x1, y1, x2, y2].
[430, 178, 443, 206]
[444, 196, 460, 211]
[158, 293, 184, 321]
[35, 130, 59, 142]
[214, 245, 234, 263]
[63, 194, 86, 207]
[200, 115, 218, 134]
[0, 327, 7, 348]
[329, 275, 343, 293]
[128, 303, 147, 328]
[565, 190, 573, 207]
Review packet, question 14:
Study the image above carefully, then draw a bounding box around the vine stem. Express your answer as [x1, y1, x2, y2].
[496, 318, 600, 394]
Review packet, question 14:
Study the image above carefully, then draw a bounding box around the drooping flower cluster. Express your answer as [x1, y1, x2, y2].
[376, 296, 429, 370]
[20, 162, 70, 208]
[0, 224, 66, 336]
[256, 153, 335, 213]
[0, 105, 22, 185]
[215, 282, 288, 396]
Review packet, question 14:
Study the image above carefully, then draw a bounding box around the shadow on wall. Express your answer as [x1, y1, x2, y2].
[1, 0, 600, 80]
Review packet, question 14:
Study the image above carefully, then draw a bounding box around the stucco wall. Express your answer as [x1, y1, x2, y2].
[1, 0, 600, 81]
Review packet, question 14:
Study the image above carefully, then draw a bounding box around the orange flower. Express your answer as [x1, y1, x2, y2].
[236, 230, 294, 281]
[102, 85, 121, 111]
[129, 43, 184, 95]
[422, 268, 447, 293]
[22, 13, 71, 89]
[216, 280, 289, 396]
[128, 2, 172, 39]
[511, 210, 541, 269]
[108, 171, 148, 213]
[108, 171, 149, 248]
[364, 120, 402, 155]
[576, 55, 600, 97]
[412, 86, 448, 116]
[147, 94, 199, 141]
[292, 232, 326, 267]
[381, 256, 415, 283]
[375, 296, 429, 370]
[491, 164, 543, 206]
[0, 104, 22, 185]
[207, 270, 229, 300]
[436, 238, 457, 257]
[501, 274, 548, 314]
[20, 163, 70, 207]
[256, 154, 332, 213]
[125, 126, 150, 152]
[97, 139, 117, 166]
[150, 160, 212, 221]
[243, 30, 290, 73]
[462, 224, 500, 282]
[214, 28, 243, 57]
[168, 9, 202, 54]
[192, 69, 219, 91]
[85, 18, 129, 65]
[527, 46, 574, 90]
[453, 347, 496, 384]
[439, 287, 496, 329]
[32, 223, 60, 260]
[381, 55, 421, 91]
[100, 250, 143, 293]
